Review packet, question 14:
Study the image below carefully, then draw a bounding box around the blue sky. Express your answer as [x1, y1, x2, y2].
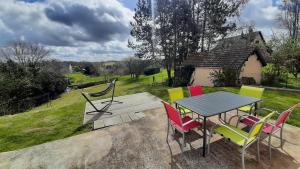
[0, 0, 283, 61]
[121, 0, 137, 10]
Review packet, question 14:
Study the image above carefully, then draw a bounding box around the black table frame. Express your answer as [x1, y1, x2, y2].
[175, 91, 261, 157]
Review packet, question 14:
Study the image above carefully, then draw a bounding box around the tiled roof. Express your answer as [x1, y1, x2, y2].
[183, 31, 268, 68]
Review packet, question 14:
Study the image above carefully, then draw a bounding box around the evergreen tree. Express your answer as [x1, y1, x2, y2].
[129, 0, 248, 86]
[128, 0, 156, 60]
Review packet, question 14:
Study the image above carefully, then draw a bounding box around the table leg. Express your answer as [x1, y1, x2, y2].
[254, 102, 258, 116]
[203, 116, 206, 157]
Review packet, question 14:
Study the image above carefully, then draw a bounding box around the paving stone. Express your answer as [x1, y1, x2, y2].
[93, 120, 105, 129]
[134, 112, 145, 119]
[128, 112, 140, 121]
[103, 115, 122, 127]
[120, 114, 131, 123]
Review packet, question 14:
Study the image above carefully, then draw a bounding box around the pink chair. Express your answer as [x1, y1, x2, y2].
[188, 85, 203, 97]
[238, 103, 299, 159]
[162, 101, 202, 147]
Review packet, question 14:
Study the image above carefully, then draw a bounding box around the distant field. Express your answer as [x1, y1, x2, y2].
[66, 72, 105, 84]
[0, 70, 299, 152]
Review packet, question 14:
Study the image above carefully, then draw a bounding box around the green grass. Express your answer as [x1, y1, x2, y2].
[0, 70, 299, 152]
[66, 72, 105, 84]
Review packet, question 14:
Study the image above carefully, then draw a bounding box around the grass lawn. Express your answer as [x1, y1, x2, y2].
[0, 70, 299, 152]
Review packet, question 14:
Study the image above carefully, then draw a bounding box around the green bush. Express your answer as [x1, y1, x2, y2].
[0, 60, 68, 114]
[144, 68, 160, 76]
[261, 64, 288, 85]
[210, 67, 239, 87]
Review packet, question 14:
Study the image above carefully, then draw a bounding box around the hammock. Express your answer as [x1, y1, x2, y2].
[81, 79, 122, 115]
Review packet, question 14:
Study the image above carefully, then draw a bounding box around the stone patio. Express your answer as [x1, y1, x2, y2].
[0, 93, 300, 169]
[83, 92, 162, 129]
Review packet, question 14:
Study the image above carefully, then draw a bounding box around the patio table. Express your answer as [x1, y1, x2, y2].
[175, 91, 261, 157]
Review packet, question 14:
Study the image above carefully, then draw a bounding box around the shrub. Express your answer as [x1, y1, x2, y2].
[83, 64, 98, 76]
[261, 64, 288, 85]
[144, 68, 160, 76]
[35, 70, 68, 97]
[0, 60, 68, 115]
[241, 77, 256, 85]
[210, 67, 240, 87]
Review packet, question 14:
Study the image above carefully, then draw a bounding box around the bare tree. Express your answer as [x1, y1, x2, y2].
[279, 0, 300, 39]
[0, 41, 50, 68]
[124, 57, 150, 78]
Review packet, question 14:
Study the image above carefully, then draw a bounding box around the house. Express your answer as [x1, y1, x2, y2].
[68, 64, 73, 73]
[183, 31, 270, 86]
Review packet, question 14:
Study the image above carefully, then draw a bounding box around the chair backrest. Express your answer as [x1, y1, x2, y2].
[248, 112, 275, 139]
[275, 103, 299, 127]
[162, 101, 182, 127]
[188, 85, 203, 97]
[167, 87, 184, 103]
[239, 85, 264, 99]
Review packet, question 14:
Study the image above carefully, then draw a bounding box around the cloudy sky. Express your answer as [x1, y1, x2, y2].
[0, 0, 283, 61]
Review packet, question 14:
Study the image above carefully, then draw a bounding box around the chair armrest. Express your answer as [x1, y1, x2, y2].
[182, 120, 195, 127]
[257, 107, 280, 115]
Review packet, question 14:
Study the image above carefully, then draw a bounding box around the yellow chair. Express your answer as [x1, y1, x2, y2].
[238, 86, 264, 114]
[208, 111, 275, 169]
[167, 87, 192, 114]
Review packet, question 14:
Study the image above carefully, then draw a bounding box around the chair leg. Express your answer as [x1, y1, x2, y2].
[242, 150, 245, 169]
[208, 131, 212, 154]
[182, 132, 186, 147]
[172, 126, 176, 135]
[280, 128, 284, 149]
[166, 121, 170, 142]
[236, 118, 240, 128]
[257, 140, 260, 161]
[268, 134, 272, 160]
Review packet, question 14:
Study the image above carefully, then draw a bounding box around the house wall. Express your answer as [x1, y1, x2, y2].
[190, 67, 220, 87]
[190, 54, 263, 86]
[240, 54, 263, 84]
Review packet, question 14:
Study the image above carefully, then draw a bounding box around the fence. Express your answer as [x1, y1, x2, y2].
[0, 93, 51, 116]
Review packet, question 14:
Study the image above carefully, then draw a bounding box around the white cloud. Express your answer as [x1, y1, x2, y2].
[262, 6, 281, 20]
[0, 0, 134, 61]
[239, 0, 285, 39]
[0, 0, 288, 61]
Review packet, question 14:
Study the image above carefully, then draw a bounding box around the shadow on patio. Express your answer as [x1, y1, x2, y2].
[167, 132, 299, 169]
[1, 93, 299, 169]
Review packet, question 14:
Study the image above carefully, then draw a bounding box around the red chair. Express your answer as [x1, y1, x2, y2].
[162, 101, 202, 147]
[188, 85, 203, 97]
[238, 103, 299, 159]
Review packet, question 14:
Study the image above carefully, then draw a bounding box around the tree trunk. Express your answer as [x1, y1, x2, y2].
[167, 66, 172, 86]
[201, 0, 208, 52]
